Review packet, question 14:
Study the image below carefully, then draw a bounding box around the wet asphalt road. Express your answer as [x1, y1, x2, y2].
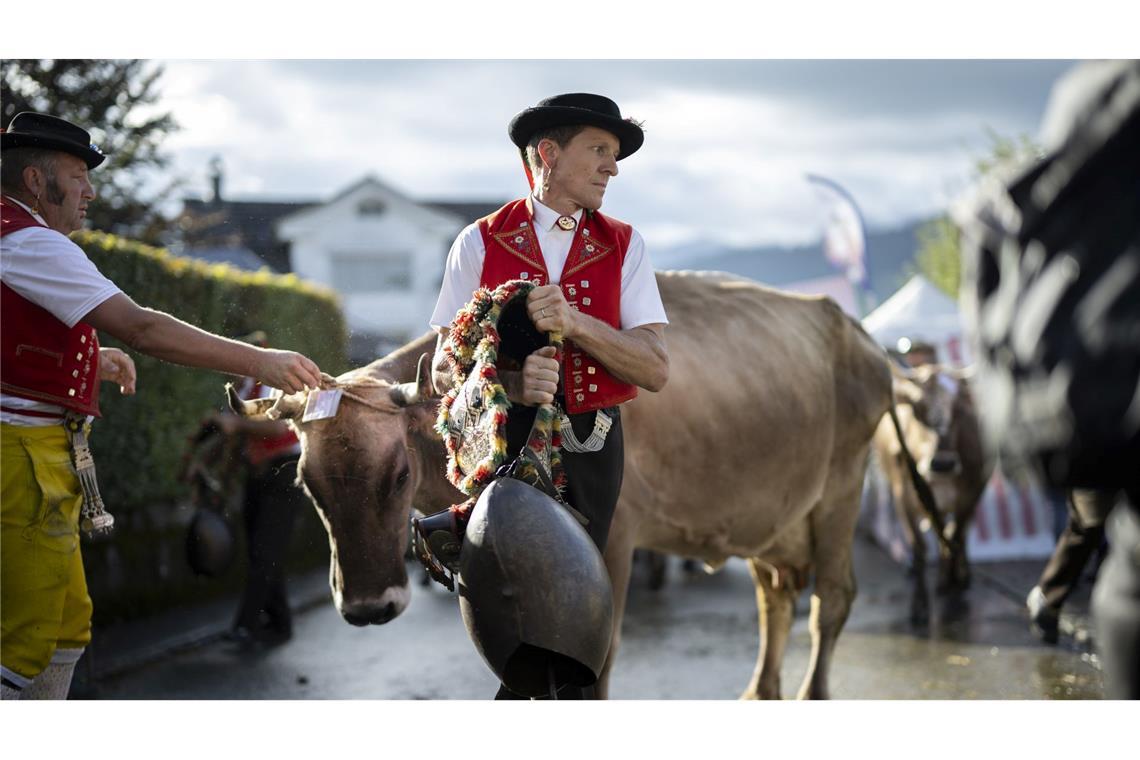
[93, 535, 1103, 700]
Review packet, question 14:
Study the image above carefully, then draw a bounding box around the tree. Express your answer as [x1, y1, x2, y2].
[914, 130, 1043, 297]
[2, 59, 180, 244]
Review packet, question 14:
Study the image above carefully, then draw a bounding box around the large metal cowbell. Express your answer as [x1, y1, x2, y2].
[458, 477, 614, 697]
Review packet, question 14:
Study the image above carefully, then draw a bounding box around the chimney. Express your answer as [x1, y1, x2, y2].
[209, 156, 224, 204]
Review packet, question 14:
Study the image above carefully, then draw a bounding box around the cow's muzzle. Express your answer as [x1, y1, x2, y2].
[338, 586, 410, 626]
[930, 450, 961, 474]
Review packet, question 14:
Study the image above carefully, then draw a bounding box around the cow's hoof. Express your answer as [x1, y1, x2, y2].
[740, 676, 780, 700]
[1027, 586, 1059, 644]
[739, 687, 780, 700]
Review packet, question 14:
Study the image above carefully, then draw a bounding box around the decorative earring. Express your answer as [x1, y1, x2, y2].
[31, 194, 40, 215]
[541, 162, 555, 194]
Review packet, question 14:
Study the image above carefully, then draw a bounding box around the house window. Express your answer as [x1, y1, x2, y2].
[357, 199, 386, 216]
[331, 253, 411, 293]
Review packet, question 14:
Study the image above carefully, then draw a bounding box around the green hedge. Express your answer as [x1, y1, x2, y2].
[70, 231, 348, 623]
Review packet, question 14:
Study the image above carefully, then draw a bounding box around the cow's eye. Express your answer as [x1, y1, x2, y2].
[395, 469, 410, 490]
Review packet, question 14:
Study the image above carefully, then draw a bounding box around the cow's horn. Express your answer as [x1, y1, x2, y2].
[225, 383, 305, 420]
[226, 383, 271, 418]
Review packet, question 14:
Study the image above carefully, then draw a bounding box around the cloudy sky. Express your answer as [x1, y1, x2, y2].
[148, 59, 1073, 253]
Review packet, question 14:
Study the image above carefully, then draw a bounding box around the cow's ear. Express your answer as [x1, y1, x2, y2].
[267, 392, 307, 420]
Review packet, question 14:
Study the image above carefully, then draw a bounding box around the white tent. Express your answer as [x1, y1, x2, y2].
[862, 275, 972, 366]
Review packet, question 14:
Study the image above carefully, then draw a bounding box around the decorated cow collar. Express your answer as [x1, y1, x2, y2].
[435, 279, 567, 500]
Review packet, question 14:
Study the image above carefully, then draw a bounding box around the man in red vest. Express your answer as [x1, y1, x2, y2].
[429, 93, 670, 699]
[1, 112, 322, 699]
[210, 331, 306, 649]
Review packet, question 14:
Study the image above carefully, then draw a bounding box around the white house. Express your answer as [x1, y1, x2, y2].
[275, 176, 500, 360]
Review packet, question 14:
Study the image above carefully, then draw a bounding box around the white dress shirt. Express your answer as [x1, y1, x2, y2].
[429, 196, 668, 332]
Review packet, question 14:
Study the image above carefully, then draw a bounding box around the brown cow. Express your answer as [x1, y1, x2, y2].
[872, 363, 995, 624]
[231, 270, 905, 699]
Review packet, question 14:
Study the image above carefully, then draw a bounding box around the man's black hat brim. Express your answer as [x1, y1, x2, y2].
[2, 113, 107, 169]
[509, 104, 643, 161]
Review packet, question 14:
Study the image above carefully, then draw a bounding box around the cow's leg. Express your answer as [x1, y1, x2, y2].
[949, 491, 977, 591]
[891, 466, 929, 624]
[935, 532, 957, 594]
[740, 557, 797, 700]
[797, 480, 861, 700]
[596, 523, 636, 700]
[936, 490, 976, 594]
[936, 526, 965, 594]
[646, 550, 667, 591]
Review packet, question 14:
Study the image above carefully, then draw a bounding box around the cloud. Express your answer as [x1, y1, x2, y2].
[155, 59, 1070, 248]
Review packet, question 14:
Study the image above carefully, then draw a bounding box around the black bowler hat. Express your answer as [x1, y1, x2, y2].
[1, 112, 107, 169]
[508, 93, 644, 160]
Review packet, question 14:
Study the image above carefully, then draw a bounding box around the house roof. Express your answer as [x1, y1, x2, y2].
[179, 197, 315, 272]
[179, 174, 503, 269]
[180, 198, 313, 244]
[423, 200, 504, 225]
[271, 175, 504, 232]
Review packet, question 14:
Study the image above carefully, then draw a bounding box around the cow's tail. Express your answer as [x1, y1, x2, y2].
[857, 317, 958, 555]
[887, 401, 957, 555]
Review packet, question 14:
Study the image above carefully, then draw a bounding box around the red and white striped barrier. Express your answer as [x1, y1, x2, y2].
[967, 471, 1058, 561]
[861, 465, 1059, 564]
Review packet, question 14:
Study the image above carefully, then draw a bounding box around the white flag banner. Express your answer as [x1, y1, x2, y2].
[806, 173, 868, 288]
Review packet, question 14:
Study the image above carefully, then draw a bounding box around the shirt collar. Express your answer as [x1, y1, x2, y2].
[2, 195, 47, 226]
[530, 195, 582, 232]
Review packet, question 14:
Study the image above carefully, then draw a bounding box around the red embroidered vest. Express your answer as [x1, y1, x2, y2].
[477, 198, 637, 414]
[1, 197, 102, 417]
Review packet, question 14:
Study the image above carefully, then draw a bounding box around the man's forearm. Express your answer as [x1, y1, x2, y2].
[567, 314, 668, 392]
[84, 293, 321, 393]
[116, 307, 261, 378]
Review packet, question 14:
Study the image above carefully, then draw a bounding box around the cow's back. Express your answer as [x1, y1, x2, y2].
[620, 271, 891, 563]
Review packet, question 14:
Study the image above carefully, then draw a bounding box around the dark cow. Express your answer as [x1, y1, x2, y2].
[231, 271, 927, 698]
[872, 363, 995, 623]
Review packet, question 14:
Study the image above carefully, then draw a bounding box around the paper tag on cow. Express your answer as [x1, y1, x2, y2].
[302, 389, 344, 422]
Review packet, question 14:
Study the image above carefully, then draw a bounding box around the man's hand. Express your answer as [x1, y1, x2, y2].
[525, 284, 669, 393]
[98, 347, 137, 395]
[252, 349, 322, 394]
[527, 285, 579, 338]
[519, 346, 560, 406]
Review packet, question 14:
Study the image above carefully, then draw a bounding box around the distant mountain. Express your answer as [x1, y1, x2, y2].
[655, 218, 929, 305]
